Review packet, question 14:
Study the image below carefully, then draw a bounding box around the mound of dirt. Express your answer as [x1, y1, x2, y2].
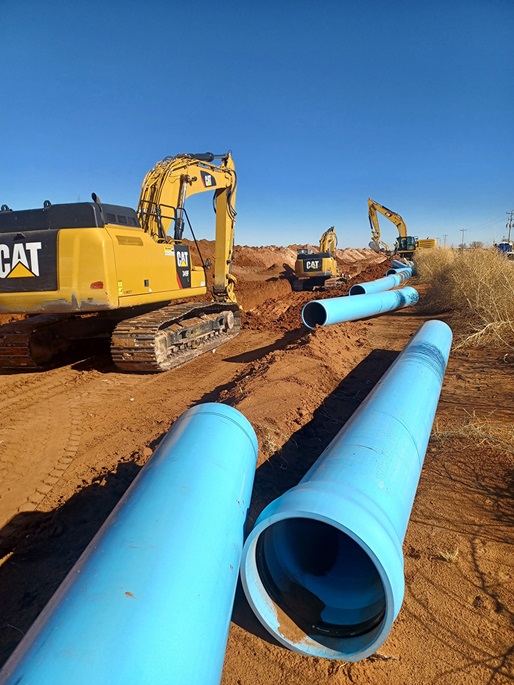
[185, 240, 394, 313]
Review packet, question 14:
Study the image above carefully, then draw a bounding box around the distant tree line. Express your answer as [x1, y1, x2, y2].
[457, 241, 484, 249]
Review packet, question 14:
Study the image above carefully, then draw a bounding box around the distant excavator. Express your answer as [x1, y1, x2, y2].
[292, 227, 348, 291]
[368, 198, 437, 260]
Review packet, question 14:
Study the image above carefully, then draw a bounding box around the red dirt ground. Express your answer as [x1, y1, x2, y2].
[0, 244, 512, 684]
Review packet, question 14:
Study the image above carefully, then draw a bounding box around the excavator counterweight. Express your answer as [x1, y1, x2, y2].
[292, 227, 348, 291]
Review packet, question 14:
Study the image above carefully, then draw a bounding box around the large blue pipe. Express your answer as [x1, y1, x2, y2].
[349, 271, 409, 295]
[302, 286, 419, 329]
[0, 403, 258, 685]
[240, 320, 452, 661]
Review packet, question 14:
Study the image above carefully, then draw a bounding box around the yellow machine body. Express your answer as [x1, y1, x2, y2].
[293, 227, 346, 291]
[0, 222, 207, 314]
[416, 238, 438, 250]
[294, 253, 338, 280]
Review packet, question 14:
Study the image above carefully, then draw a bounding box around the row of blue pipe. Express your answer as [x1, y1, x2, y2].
[302, 261, 417, 329]
[0, 318, 452, 682]
[349, 269, 411, 295]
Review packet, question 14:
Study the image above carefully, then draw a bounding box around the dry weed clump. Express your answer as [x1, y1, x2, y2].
[437, 547, 460, 564]
[432, 410, 514, 455]
[415, 247, 514, 349]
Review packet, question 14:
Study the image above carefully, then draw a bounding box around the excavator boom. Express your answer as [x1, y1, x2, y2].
[368, 198, 436, 259]
[137, 152, 237, 302]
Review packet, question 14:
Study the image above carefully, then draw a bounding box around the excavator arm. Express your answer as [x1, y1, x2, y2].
[319, 226, 337, 254]
[137, 152, 237, 302]
[367, 198, 409, 240]
[368, 199, 390, 252]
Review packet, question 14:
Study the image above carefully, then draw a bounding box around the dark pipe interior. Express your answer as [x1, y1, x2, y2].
[302, 302, 327, 328]
[349, 285, 366, 295]
[256, 518, 386, 639]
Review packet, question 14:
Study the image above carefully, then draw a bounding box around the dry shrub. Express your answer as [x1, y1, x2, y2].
[415, 247, 514, 349]
[433, 410, 514, 455]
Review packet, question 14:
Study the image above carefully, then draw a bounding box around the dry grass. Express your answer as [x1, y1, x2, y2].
[437, 547, 460, 563]
[262, 432, 279, 456]
[432, 409, 514, 456]
[415, 247, 514, 349]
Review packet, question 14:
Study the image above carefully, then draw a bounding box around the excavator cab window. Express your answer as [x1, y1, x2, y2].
[397, 236, 417, 251]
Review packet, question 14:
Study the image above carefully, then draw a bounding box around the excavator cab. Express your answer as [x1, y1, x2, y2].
[396, 235, 418, 256]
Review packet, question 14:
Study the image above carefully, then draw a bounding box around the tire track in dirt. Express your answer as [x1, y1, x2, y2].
[0, 392, 83, 538]
[0, 330, 288, 539]
[0, 365, 100, 416]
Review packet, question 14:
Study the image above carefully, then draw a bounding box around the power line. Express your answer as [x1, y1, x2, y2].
[462, 215, 504, 231]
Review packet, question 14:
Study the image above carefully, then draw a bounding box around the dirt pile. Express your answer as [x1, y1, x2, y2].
[186, 239, 393, 312]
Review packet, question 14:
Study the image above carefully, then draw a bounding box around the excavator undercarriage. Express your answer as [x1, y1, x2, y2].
[111, 301, 240, 372]
[0, 302, 241, 372]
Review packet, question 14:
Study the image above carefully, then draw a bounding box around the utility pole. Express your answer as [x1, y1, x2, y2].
[506, 210, 514, 242]
[443, 234, 448, 248]
[460, 228, 467, 249]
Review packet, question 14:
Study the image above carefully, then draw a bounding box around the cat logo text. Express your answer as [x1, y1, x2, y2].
[0, 242, 42, 278]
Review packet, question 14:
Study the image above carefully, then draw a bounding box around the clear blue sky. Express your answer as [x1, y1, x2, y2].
[2, 0, 513, 248]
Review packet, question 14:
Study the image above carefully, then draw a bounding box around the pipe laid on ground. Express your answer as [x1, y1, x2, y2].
[349, 272, 410, 296]
[302, 286, 419, 329]
[0, 403, 258, 685]
[240, 320, 452, 662]
[386, 267, 413, 279]
[391, 259, 413, 269]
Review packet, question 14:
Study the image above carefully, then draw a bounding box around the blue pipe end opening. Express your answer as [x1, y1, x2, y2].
[302, 301, 328, 329]
[241, 491, 403, 661]
[348, 284, 366, 295]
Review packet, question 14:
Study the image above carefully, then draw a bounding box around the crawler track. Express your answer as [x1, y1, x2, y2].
[111, 301, 241, 372]
[0, 303, 241, 373]
[0, 314, 69, 369]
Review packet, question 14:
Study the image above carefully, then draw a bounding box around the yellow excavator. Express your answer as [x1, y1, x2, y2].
[0, 152, 240, 372]
[368, 198, 437, 260]
[292, 226, 348, 291]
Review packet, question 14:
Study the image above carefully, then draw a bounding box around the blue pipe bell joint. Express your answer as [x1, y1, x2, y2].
[385, 266, 413, 279]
